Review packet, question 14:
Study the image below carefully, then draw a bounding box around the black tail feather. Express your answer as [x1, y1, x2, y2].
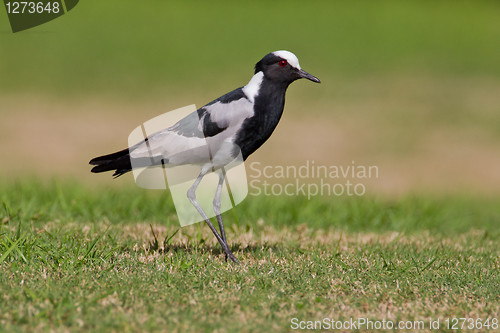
[89, 148, 132, 178]
[89, 148, 130, 165]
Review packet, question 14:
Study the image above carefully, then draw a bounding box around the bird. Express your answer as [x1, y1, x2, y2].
[89, 50, 320, 263]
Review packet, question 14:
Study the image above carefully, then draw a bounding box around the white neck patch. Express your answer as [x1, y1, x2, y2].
[272, 50, 301, 70]
[242, 71, 264, 103]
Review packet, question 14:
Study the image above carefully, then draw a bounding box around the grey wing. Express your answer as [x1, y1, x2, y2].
[129, 89, 254, 166]
[128, 109, 214, 165]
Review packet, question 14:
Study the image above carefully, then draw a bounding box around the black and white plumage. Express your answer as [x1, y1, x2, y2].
[90, 50, 320, 263]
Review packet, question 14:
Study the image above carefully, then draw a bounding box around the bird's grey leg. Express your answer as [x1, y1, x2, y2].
[213, 170, 227, 246]
[213, 169, 233, 261]
[187, 168, 239, 263]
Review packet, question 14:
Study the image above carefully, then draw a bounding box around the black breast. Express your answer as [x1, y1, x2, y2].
[235, 79, 289, 160]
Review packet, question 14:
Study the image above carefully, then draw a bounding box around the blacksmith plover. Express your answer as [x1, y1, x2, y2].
[89, 50, 320, 263]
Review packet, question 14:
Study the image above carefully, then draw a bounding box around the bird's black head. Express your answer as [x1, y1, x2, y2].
[254, 50, 320, 85]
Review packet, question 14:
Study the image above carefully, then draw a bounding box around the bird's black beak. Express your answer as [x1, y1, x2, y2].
[298, 69, 321, 83]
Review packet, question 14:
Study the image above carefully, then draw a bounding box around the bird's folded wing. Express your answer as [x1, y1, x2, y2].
[129, 87, 254, 163]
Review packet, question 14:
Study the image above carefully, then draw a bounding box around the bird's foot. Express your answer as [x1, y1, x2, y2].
[224, 250, 240, 264]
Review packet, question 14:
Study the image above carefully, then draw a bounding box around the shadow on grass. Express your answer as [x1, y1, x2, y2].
[140, 240, 283, 257]
[141, 224, 283, 257]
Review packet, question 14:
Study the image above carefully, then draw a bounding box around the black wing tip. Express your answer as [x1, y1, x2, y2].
[89, 157, 100, 166]
[89, 148, 132, 177]
[112, 169, 130, 178]
[90, 163, 131, 176]
[90, 164, 132, 177]
[89, 148, 130, 166]
[90, 164, 112, 174]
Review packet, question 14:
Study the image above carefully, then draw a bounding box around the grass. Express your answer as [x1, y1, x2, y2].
[0, 180, 499, 332]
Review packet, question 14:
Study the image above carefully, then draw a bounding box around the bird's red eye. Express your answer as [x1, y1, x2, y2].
[279, 60, 287, 67]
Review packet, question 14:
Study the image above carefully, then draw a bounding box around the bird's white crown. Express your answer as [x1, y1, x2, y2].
[272, 50, 301, 70]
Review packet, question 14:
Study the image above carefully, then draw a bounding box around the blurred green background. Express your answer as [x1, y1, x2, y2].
[1, 1, 500, 95]
[1, 0, 499, 194]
